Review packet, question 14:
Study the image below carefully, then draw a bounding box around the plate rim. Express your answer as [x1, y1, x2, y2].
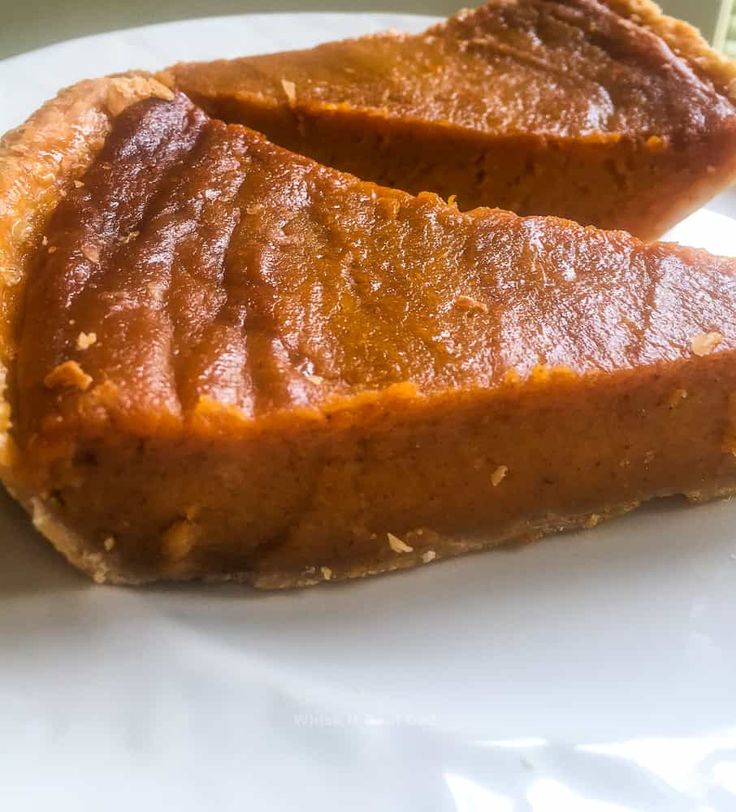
[0, 10, 442, 70]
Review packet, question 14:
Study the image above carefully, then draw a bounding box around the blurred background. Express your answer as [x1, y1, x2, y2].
[1, 0, 734, 60]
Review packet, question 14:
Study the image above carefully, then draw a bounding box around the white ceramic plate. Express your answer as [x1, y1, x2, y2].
[2, 14, 736, 812]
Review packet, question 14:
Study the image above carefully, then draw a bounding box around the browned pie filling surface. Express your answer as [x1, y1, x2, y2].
[173, 0, 734, 139]
[167, 0, 736, 238]
[12, 94, 736, 586]
[20, 96, 736, 428]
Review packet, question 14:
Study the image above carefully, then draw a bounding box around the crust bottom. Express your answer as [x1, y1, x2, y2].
[19, 484, 736, 590]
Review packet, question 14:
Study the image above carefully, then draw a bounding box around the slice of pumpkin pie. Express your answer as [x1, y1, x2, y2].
[2, 76, 736, 587]
[166, 0, 736, 240]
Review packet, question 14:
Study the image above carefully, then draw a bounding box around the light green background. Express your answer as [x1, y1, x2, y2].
[0, 0, 729, 60]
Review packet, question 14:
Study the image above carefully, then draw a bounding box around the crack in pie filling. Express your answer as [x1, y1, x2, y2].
[2, 65, 736, 587]
[165, 0, 736, 240]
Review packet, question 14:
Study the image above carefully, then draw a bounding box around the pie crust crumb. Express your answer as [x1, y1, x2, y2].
[491, 465, 508, 486]
[280, 79, 297, 105]
[691, 331, 723, 356]
[106, 76, 175, 117]
[76, 331, 97, 350]
[81, 243, 100, 264]
[387, 532, 413, 553]
[455, 294, 489, 313]
[43, 360, 92, 391]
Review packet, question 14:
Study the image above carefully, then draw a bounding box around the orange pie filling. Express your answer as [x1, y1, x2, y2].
[166, 0, 736, 239]
[5, 92, 736, 586]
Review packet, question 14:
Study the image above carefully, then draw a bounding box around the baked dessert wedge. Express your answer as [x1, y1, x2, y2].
[2, 76, 736, 588]
[165, 0, 736, 240]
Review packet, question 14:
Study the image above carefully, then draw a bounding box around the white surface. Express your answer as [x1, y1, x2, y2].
[2, 13, 736, 812]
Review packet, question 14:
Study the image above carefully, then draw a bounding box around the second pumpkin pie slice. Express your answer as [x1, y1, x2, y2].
[165, 0, 736, 240]
[2, 77, 736, 587]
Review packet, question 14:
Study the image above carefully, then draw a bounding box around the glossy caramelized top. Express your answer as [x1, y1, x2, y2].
[17, 95, 736, 434]
[169, 0, 736, 140]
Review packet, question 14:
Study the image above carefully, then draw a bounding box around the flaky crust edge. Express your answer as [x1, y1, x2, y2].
[603, 0, 736, 104]
[0, 73, 176, 582]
